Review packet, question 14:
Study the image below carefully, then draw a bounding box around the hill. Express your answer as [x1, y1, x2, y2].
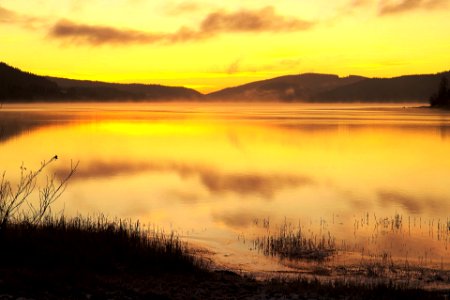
[47, 76, 202, 101]
[2, 62, 449, 102]
[0, 62, 202, 102]
[207, 71, 450, 102]
[0, 63, 60, 100]
[313, 72, 450, 102]
[207, 73, 366, 101]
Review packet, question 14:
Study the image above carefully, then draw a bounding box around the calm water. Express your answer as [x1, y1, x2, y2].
[1, 102, 449, 273]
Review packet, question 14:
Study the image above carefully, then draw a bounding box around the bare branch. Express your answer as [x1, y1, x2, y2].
[0, 156, 77, 230]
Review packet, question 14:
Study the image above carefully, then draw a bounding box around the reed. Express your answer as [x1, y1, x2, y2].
[253, 219, 336, 261]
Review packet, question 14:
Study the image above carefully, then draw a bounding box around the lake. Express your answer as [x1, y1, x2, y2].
[1, 102, 449, 274]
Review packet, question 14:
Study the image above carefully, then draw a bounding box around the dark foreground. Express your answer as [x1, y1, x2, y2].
[0, 217, 448, 300]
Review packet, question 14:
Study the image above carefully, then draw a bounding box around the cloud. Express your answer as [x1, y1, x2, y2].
[49, 19, 163, 45]
[352, 0, 372, 7]
[0, 6, 17, 22]
[339, 0, 373, 14]
[226, 59, 241, 74]
[249, 58, 302, 73]
[338, 0, 447, 18]
[164, 1, 203, 16]
[224, 57, 301, 74]
[48, 6, 315, 46]
[54, 160, 314, 198]
[199, 6, 313, 33]
[0, 5, 44, 29]
[378, 0, 447, 15]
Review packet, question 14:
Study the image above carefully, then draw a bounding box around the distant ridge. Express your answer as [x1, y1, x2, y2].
[0, 62, 202, 102]
[47, 76, 202, 101]
[207, 73, 365, 101]
[312, 73, 450, 102]
[207, 71, 450, 102]
[1, 62, 449, 102]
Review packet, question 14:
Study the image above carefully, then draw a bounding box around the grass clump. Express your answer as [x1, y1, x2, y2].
[253, 221, 336, 261]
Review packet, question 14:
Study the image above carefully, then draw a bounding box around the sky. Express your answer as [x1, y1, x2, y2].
[1, 0, 449, 93]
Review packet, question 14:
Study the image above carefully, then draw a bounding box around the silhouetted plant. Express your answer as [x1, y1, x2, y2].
[430, 76, 450, 107]
[253, 220, 336, 261]
[0, 215, 202, 275]
[0, 156, 77, 232]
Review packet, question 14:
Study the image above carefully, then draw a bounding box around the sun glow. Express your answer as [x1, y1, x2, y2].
[1, 1, 449, 92]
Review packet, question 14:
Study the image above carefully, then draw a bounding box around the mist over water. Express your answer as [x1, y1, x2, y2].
[1, 102, 449, 273]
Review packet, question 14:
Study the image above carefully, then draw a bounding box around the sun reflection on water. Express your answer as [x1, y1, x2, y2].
[1, 102, 449, 274]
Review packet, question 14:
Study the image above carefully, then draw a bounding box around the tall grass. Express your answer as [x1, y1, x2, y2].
[0, 215, 203, 274]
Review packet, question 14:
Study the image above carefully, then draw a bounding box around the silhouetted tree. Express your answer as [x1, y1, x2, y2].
[438, 77, 448, 100]
[430, 76, 450, 107]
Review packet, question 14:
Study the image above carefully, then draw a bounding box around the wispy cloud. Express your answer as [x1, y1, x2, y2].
[49, 19, 163, 45]
[352, 0, 372, 7]
[378, 0, 447, 15]
[339, 0, 373, 14]
[338, 0, 447, 17]
[48, 6, 315, 46]
[199, 6, 313, 33]
[0, 5, 44, 29]
[0, 6, 16, 22]
[226, 59, 242, 74]
[225, 57, 301, 74]
[164, 1, 204, 16]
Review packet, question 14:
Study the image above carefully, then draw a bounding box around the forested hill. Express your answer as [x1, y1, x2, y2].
[0, 63, 60, 100]
[207, 73, 365, 101]
[1, 62, 449, 102]
[312, 72, 450, 102]
[0, 62, 202, 102]
[207, 71, 450, 102]
[47, 77, 202, 101]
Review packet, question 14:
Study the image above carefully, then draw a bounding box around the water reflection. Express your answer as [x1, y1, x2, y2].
[377, 190, 443, 214]
[54, 160, 314, 198]
[1, 103, 449, 271]
[0, 113, 46, 142]
[439, 124, 450, 140]
[212, 211, 263, 229]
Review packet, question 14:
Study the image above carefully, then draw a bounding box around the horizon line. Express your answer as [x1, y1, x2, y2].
[2, 61, 449, 95]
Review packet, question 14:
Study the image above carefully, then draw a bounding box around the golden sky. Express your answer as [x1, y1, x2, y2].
[1, 0, 449, 92]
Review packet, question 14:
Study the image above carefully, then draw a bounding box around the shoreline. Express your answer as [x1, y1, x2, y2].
[1, 217, 448, 299]
[192, 241, 450, 291]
